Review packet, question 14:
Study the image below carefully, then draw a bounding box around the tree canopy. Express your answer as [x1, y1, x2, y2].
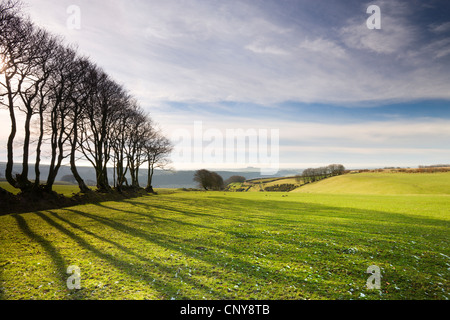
[194, 170, 224, 191]
[0, 1, 172, 194]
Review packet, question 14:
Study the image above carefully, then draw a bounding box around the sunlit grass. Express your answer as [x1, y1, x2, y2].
[0, 181, 91, 197]
[0, 191, 448, 300]
[292, 172, 450, 195]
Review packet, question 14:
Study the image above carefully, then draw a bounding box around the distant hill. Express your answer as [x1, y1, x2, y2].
[151, 169, 300, 188]
[0, 162, 301, 189]
[291, 172, 450, 195]
[227, 176, 301, 192]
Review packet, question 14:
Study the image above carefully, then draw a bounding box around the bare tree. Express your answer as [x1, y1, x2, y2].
[144, 130, 173, 193]
[110, 99, 133, 190]
[66, 57, 92, 193]
[210, 172, 224, 191]
[224, 176, 246, 186]
[78, 68, 121, 191]
[193, 169, 224, 191]
[125, 106, 149, 189]
[26, 31, 61, 190]
[44, 45, 78, 192]
[300, 164, 346, 184]
[194, 169, 213, 190]
[1, 1, 171, 199]
[328, 164, 345, 176]
[0, 3, 36, 190]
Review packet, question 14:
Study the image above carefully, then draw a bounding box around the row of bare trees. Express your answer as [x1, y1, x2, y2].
[297, 164, 346, 184]
[0, 1, 172, 194]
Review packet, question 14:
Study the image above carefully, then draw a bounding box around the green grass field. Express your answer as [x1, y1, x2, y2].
[229, 176, 301, 192]
[1, 173, 449, 300]
[292, 172, 450, 195]
[0, 181, 87, 197]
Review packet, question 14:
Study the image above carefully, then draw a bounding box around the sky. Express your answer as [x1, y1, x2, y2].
[2, 0, 450, 172]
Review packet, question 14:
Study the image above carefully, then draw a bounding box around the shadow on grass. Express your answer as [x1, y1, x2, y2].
[95, 202, 221, 233]
[8, 193, 448, 300]
[34, 210, 225, 299]
[206, 195, 450, 231]
[65, 207, 311, 295]
[123, 195, 449, 242]
[80, 199, 435, 297]
[0, 188, 152, 216]
[119, 196, 450, 272]
[11, 214, 88, 299]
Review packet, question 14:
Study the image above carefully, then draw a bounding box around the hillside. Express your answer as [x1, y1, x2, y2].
[226, 176, 301, 192]
[291, 172, 450, 195]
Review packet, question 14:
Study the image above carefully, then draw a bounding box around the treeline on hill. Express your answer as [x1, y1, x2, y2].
[297, 164, 346, 184]
[418, 164, 450, 169]
[0, 1, 172, 198]
[192, 165, 346, 192]
[263, 164, 346, 192]
[264, 184, 298, 192]
[355, 166, 450, 173]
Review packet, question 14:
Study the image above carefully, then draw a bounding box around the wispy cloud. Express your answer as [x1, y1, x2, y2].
[430, 21, 450, 34]
[22, 0, 450, 106]
[5, 0, 448, 169]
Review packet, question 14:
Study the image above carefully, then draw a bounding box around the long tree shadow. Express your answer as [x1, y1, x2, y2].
[64, 208, 336, 291]
[119, 195, 450, 275]
[123, 195, 450, 247]
[32, 195, 449, 299]
[206, 196, 450, 228]
[94, 202, 222, 233]
[122, 198, 247, 224]
[34, 211, 224, 299]
[11, 214, 88, 299]
[48, 210, 226, 298]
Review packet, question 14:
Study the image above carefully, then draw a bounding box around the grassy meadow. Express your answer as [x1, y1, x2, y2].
[227, 177, 301, 192]
[0, 181, 85, 197]
[0, 173, 449, 300]
[292, 172, 450, 195]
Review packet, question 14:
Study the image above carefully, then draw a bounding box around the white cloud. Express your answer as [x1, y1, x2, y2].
[164, 114, 450, 169]
[421, 38, 450, 59]
[0, 0, 447, 172]
[19, 0, 450, 107]
[298, 38, 347, 58]
[162, 111, 450, 147]
[281, 146, 450, 156]
[339, 7, 417, 55]
[245, 42, 290, 56]
[430, 21, 450, 34]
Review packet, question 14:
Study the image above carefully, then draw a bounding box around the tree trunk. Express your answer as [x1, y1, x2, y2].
[70, 155, 90, 194]
[135, 166, 140, 188]
[46, 129, 65, 192]
[5, 77, 17, 188]
[18, 109, 32, 190]
[145, 161, 156, 194]
[33, 109, 44, 190]
[70, 109, 91, 193]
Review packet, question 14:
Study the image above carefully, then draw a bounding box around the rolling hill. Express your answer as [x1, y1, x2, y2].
[291, 172, 450, 195]
[227, 176, 301, 192]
